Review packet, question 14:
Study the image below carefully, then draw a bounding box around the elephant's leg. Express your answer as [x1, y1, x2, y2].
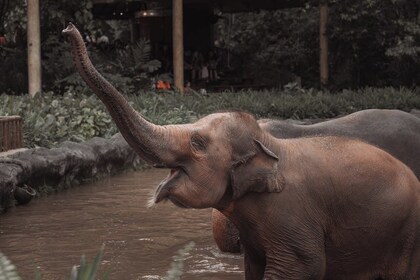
[244, 249, 265, 280]
[211, 209, 241, 253]
[407, 234, 420, 279]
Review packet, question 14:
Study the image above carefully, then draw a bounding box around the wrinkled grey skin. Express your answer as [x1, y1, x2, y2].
[213, 109, 420, 254]
[261, 110, 420, 178]
[64, 24, 420, 280]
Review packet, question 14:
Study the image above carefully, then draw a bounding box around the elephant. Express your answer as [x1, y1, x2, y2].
[63, 23, 420, 279]
[213, 109, 420, 253]
[259, 110, 420, 178]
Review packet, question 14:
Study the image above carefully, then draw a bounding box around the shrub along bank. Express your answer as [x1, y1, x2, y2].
[0, 87, 419, 148]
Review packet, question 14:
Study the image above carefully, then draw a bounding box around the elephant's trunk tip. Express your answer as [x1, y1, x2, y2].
[147, 193, 157, 209]
[62, 22, 75, 35]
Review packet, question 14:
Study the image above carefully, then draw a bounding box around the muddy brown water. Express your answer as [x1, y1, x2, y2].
[0, 169, 243, 279]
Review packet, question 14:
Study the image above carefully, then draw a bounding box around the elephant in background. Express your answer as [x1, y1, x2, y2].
[260, 109, 420, 177]
[213, 109, 420, 253]
[64, 23, 420, 279]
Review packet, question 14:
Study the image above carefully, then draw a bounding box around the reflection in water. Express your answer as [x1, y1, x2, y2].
[0, 169, 243, 279]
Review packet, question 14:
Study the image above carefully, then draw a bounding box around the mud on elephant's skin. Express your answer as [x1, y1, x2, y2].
[213, 109, 420, 254]
[64, 23, 420, 279]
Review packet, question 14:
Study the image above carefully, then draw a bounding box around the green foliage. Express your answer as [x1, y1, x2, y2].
[68, 246, 108, 280]
[223, 8, 319, 86]
[124, 39, 162, 73]
[0, 0, 159, 94]
[1, 0, 417, 93]
[156, 86, 419, 120]
[328, 0, 420, 87]
[2, 0, 97, 48]
[164, 242, 195, 280]
[0, 0, 96, 94]
[47, 34, 159, 94]
[0, 87, 418, 148]
[0, 252, 21, 280]
[0, 243, 194, 280]
[129, 94, 198, 125]
[105, 38, 161, 90]
[221, 0, 419, 88]
[0, 246, 108, 280]
[137, 85, 420, 121]
[0, 92, 116, 147]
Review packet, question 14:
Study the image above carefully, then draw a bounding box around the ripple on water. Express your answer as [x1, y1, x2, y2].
[0, 169, 243, 280]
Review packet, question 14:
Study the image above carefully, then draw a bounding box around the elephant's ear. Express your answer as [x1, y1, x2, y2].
[230, 140, 284, 200]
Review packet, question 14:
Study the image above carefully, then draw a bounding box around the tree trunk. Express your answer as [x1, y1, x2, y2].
[319, 3, 329, 89]
[27, 0, 41, 97]
[173, 0, 184, 93]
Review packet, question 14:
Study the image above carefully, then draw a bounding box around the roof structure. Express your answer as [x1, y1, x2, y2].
[92, 1, 146, 19]
[210, 0, 305, 12]
[92, 0, 305, 19]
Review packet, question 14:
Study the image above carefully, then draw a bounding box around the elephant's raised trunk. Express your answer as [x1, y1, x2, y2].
[62, 23, 176, 166]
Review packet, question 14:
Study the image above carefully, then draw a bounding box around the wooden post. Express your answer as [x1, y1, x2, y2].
[172, 0, 184, 93]
[27, 0, 41, 97]
[319, 2, 329, 88]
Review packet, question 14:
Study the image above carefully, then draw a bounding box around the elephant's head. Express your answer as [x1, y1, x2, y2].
[63, 23, 283, 209]
[150, 111, 283, 209]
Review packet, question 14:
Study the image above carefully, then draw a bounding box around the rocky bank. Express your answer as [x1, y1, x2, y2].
[0, 133, 142, 212]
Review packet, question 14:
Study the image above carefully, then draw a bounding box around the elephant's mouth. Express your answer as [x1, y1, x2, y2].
[154, 168, 189, 208]
[168, 196, 190, 208]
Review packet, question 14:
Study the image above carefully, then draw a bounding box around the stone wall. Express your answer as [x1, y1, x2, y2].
[0, 133, 143, 212]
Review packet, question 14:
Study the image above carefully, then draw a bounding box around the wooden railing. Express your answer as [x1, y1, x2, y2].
[0, 116, 23, 152]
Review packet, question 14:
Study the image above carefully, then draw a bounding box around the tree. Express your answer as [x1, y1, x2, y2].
[221, 0, 419, 88]
[328, 0, 420, 87]
[221, 8, 319, 87]
[0, 0, 98, 93]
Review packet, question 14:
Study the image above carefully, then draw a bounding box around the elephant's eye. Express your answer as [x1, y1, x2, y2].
[191, 133, 207, 151]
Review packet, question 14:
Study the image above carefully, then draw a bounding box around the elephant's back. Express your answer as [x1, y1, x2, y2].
[308, 109, 420, 179]
[296, 135, 419, 200]
[261, 109, 420, 179]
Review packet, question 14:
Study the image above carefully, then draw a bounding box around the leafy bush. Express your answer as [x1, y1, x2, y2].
[50, 39, 159, 95]
[0, 87, 418, 148]
[0, 92, 116, 147]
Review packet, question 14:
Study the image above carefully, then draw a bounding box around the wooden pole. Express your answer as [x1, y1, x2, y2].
[319, 2, 329, 88]
[27, 0, 41, 97]
[172, 0, 184, 93]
